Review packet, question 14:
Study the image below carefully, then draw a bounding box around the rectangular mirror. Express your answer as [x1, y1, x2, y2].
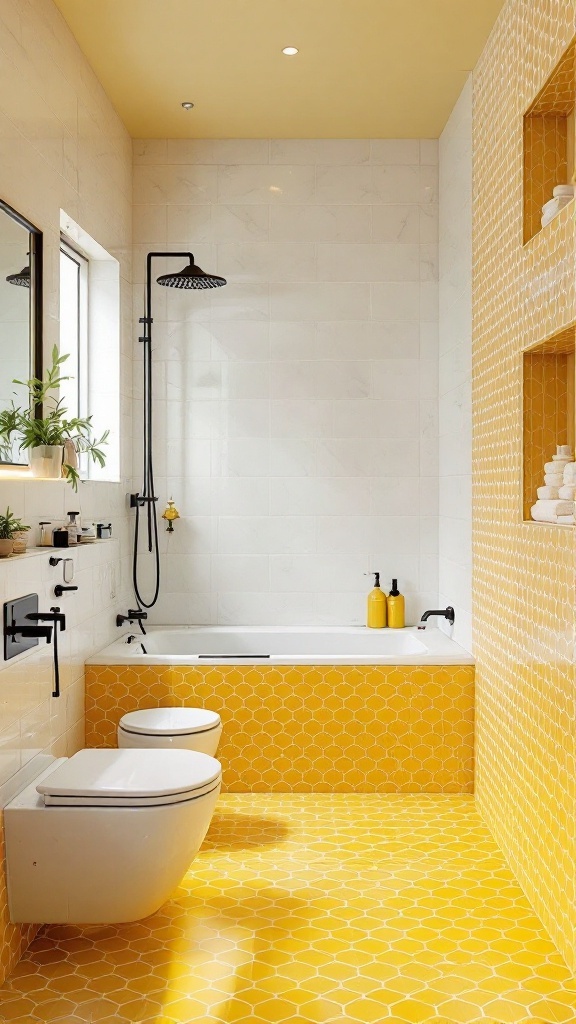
[0, 198, 42, 465]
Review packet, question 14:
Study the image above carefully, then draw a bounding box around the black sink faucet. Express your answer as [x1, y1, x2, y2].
[418, 606, 455, 630]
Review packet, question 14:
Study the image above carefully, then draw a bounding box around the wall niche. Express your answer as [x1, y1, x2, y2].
[523, 326, 575, 522]
[523, 38, 576, 244]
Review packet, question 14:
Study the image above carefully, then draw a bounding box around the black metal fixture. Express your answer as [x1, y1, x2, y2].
[130, 252, 226, 613]
[6, 265, 30, 287]
[417, 606, 455, 630]
[117, 609, 148, 630]
[54, 585, 78, 598]
[3, 596, 65, 697]
[156, 255, 226, 291]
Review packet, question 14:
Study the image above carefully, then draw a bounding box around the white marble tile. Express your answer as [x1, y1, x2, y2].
[271, 139, 370, 165]
[133, 164, 218, 204]
[370, 140, 420, 165]
[211, 205, 270, 243]
[315, 165, 374, 204]
[372, 164, 420, 203]
[371, 282, 421, 321]
[270, 205, 371, 243]
[371, 205, 420, 243]
[217, 242, 316, 282]
[271, 283, 370, 321]
[317, 243, 419, 282]
[271, 399, 333, 439]
[217, 164, 315, 204]
[212, 554, 269, 591]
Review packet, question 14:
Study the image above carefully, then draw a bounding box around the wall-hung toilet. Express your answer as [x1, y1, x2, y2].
[5, 747, 221, 924]
[118, 707, 222, 756]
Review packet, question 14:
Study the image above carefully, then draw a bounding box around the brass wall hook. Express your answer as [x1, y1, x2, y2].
[161, 498, 180, 533]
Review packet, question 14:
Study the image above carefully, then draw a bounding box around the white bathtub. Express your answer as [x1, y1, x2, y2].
[88, 626, 473, 667]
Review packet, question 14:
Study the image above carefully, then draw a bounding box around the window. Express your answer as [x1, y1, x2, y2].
[59, 240, 88, 424]
[59, 211, 120, 482]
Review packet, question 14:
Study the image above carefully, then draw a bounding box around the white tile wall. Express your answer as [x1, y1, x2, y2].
[0, 0, 132, 790]
[133, 138, 440, 625]
[438, 78, 473, 652]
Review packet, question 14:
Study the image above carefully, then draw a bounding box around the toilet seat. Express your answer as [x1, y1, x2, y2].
[119, 707, 221, 737]
[37, 748, 221, 807]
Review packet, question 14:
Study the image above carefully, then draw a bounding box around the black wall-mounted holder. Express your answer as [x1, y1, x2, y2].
[3, 594, 66, 697]
[3, 594, 42, 660]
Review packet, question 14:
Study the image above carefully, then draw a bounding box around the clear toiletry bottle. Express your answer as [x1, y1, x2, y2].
[366, 572, 387, 629]
[66, 511, 80, 546]
[39, 521, 52, 547]
[387, 579, 405, 629]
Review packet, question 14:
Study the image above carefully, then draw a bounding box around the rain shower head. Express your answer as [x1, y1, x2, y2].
[6, 265, 30, 287]
[156, 256, 226, 290]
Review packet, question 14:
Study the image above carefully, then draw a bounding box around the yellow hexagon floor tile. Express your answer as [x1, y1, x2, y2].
[0, 794, 574, 1023]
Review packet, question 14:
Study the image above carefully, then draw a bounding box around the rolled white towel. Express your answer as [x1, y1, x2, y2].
[559, 485, 576, 499]
[557, 515, 575, 524]
[544, 473, 564, 487]
[531, 506, 574, 524]
[544, 460, 570, 473]
[538, 486, 560, 499]
[553, 184, 576, 198]
[563, 463, 576, 483]
[542, 197, 560, 215]
[532, 498, 574, 516]
[554, 445, 573, 458]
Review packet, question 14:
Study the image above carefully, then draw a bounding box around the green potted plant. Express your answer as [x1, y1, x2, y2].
[0, 507, 30, 558]
[0, 347, 108, 490]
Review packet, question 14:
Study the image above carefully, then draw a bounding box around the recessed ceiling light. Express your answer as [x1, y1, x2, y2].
[282, 46, 299, 56]
[181, 101, 194, 110]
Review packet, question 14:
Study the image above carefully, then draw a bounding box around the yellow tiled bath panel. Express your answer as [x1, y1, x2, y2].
[473, 0, 576, 969]
[0, 794, 574, 1024]
[85, 664, 475, 792]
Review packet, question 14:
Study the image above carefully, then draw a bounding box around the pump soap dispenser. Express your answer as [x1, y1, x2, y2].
[366, 572, 387, 629]
[387, 579, 405, 629]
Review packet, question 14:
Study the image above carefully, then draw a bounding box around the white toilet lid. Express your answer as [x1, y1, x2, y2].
[37, 749, 221, 807]
[119, 707, 221, 737]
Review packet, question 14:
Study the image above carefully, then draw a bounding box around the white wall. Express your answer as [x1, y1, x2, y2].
[133, 138, 439, 626]
[0, 4, 132, 802]
[438, 78, 473, 651]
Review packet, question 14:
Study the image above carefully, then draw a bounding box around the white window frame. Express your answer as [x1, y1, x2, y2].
[59, 239, 89, 425]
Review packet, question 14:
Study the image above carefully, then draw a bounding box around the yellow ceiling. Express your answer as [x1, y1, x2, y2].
[53, 0, 505, 138]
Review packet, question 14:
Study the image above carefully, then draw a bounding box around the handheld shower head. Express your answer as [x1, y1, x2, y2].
[156, 256, 226, 290]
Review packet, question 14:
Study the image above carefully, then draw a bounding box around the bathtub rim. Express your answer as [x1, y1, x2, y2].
[87, 625, 474, 667]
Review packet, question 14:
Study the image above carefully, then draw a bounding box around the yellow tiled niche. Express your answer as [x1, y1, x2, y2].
[86, 664, 475, 792]
[523, 325, 576, 521]
[523, 37, 576, 244]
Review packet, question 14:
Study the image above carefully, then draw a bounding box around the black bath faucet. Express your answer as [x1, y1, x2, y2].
[116, 609, 148, 627]
[418, 607, 455, 630]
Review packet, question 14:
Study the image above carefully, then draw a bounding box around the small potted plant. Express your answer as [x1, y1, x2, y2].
[0, 347, 108, 490]
[0, 508, 30, 558]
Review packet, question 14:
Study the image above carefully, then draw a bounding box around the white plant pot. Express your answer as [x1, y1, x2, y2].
[29, 445, 64, 480]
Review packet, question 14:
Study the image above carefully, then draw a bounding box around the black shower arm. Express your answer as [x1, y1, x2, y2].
[141, 252, 195, 332]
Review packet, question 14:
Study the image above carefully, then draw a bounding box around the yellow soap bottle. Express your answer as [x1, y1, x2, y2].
[387, 579, 405, 629]
[366, 572, 387, 628]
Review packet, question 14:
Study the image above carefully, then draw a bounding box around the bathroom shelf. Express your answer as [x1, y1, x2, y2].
[523, 37, 576, 245]
[522, 326, 575, 522]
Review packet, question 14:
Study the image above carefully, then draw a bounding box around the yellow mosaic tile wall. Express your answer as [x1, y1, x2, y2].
[473, 0, 576, 971]
[85, 664, 475, 793]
